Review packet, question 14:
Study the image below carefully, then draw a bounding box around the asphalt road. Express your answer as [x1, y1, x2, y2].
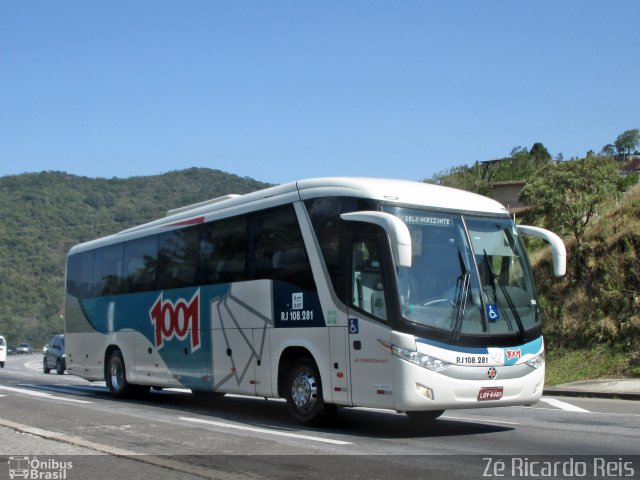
[0, 354, 638, 480]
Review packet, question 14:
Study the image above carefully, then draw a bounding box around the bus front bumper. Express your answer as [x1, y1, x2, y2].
[392, 356, 545, 412]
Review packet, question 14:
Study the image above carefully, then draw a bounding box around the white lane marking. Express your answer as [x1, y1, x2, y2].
[22, 426, 69, 437]
[539, 397, 590, 412]
[521, 405, 640, 417]
[442, 415, 520, 426]
[179, 416, 353, 445]
[0, 385, 93, 404]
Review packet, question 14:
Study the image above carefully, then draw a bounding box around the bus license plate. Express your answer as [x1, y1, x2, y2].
[478, 387, 503, 401]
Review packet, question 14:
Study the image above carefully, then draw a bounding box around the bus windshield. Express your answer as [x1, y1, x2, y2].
[387, 207, 539, 339]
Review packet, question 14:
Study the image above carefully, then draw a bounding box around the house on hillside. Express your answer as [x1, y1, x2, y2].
[621, 155, 640, 176]
[489, 180, 530, 214]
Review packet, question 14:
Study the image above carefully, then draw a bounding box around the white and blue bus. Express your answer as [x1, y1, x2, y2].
[64, 178, 566, 425]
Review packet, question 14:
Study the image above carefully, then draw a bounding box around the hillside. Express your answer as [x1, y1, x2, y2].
[531, 184, 640, 381]
[0, 168, 270, 347]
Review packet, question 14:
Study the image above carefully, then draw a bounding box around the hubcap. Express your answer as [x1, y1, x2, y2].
[291, 371, 318, 410]
[110, 359, 123, 392]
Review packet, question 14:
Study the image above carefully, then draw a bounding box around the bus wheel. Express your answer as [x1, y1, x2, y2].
[106, 350, 134, 398]
[406, 410, 445, 422]
[286, 357, 335, 426]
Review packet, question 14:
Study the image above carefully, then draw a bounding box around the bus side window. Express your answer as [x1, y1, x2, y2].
[93, 245, 123, 296]
[205, 216, 247, 284]
[67, 252, 94, 299]
[123, 236, 158, 293]
[157, 228, 200, 289]
[350, 225, 388, 321]
[251, 205, 315, 291]
[305, 196, 378, 306]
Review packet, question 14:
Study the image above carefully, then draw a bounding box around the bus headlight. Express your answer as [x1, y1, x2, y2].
[379, 341, 450, 371]
[525, 351, 545, 369]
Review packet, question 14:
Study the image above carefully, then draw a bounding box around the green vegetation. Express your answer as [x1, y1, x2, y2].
[0, 168, 270, 348]
[521, 157, 621, 277]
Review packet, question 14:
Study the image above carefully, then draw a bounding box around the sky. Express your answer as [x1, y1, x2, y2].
[1, 1, 638, 185]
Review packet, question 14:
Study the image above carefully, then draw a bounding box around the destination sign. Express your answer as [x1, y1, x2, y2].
[397, 214, 453, 227]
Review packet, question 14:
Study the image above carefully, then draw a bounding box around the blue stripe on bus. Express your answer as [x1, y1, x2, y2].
[416, 336, 543, 357]
[415, 337, 489, 354]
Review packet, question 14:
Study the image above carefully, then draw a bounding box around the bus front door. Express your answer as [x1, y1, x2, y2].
[346, 225, 394, 409]
[347, 316, 393, 409]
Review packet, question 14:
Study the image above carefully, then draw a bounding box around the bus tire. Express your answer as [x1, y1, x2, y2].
[285, 357, 335, 426]
[106, 350, 135, 398]
[43, 360, 50, 374]
[406, 410, 445, 422]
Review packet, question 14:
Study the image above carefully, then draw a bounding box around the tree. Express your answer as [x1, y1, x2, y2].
[529, 142, 551, 166]
[521, 156, 620, 276]
[601, 144, 616, 156]
[509, 146, 527, 157]
[489, 145, 542, 182]
[614, 129, 639, 160]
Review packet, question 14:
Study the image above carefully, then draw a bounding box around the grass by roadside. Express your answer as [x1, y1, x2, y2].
[545, 347, 636, 386]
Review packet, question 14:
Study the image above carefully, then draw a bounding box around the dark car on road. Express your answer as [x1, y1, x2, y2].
[43, 334, 65, 375]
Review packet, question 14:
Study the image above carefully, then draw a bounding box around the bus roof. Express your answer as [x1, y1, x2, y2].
[295, 177, 507, 213]
[69, 177, 509, 254]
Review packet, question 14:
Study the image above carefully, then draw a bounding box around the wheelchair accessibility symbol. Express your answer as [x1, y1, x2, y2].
[348, 318, 359, 334]
[486, 304, 499, 323]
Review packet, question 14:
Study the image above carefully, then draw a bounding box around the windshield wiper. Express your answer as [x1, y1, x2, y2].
[451, 248, 473, 342]
[482, 250, 526, 341]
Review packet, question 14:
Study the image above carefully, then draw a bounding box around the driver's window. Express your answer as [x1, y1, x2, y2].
[350, 225, 388, 321]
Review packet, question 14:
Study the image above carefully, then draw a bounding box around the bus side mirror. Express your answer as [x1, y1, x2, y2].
[517, 225, 567, 277]
[341, 211, 412, 268]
